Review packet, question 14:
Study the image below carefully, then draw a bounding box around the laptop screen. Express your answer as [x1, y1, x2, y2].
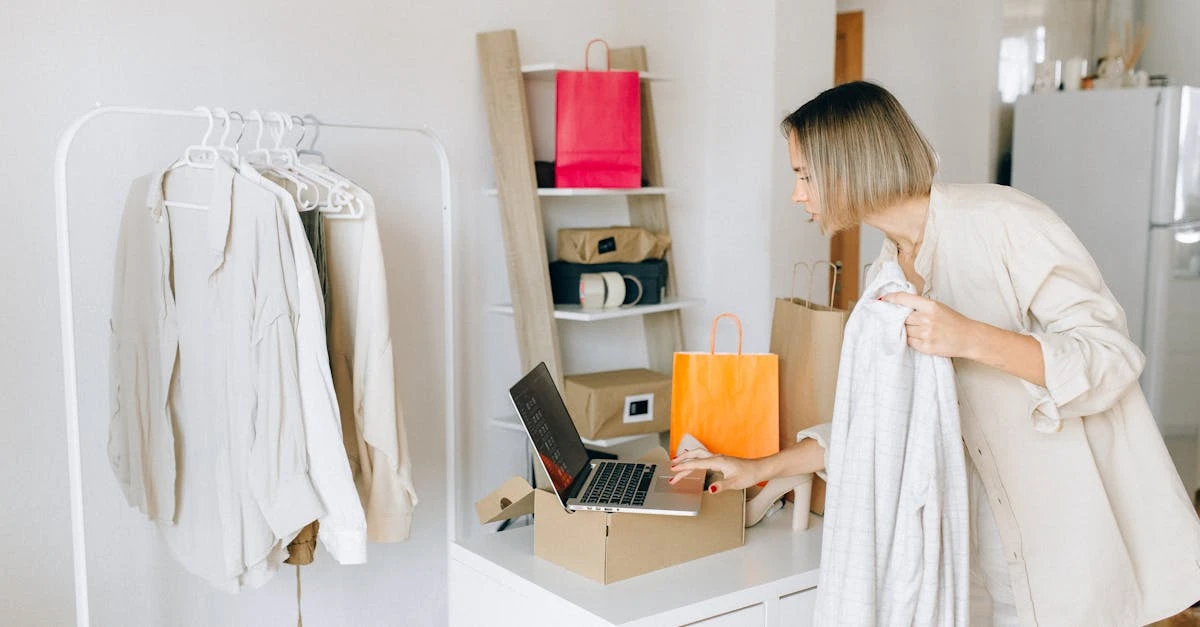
[509, 362, 591, 504]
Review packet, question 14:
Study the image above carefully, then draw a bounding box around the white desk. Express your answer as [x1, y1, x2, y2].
[449, 503, 823, 626]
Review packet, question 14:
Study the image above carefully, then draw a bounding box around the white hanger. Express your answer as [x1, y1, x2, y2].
[228, 110, 247, 149]
[281, 112, 365, 219]
[244, 110, 316, 206]
[212, 108, 239, 163]
[296, 114, 326, 164]
[163, 106, 219, 211]
[244, 110, 270, 165]
[169, 106, 219, 171]
[244, 110, 362, 220]
[266, 111, 330, 210]
[266, 111, 366, 218]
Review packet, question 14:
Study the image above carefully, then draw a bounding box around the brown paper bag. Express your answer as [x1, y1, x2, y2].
[769, 261, 849, 514]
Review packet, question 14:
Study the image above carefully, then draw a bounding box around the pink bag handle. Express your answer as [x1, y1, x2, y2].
[709, 313, 744, 356]
[584, 38, 611, 71]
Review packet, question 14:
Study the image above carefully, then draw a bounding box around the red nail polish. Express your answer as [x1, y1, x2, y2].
[709, 485, 717, 493]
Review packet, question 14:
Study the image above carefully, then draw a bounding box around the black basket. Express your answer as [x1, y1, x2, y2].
[549, 259, 669, 305]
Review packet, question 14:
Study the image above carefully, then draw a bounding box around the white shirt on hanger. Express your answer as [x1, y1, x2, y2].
[251, 165, 368, 564]
[109, 160, 324, 592]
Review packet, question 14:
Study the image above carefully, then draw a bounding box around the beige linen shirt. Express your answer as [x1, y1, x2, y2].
[866, 183, 1200, 626]
[109, 161, 324, 591]
[323, 178, 418, 542]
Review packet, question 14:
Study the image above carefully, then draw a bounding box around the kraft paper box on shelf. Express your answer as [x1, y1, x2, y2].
[564, 369, 671, 440]
[474, 447, 745, 584]
[556, 226, 671, 264]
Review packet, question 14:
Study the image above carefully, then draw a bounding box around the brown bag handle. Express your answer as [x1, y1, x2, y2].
[709, 313, 744, 356]
[584, 39, 611, 71]
[790, 261, 840, 308]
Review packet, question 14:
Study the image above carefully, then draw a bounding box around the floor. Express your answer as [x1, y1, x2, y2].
[1152, 436, 1200, 627]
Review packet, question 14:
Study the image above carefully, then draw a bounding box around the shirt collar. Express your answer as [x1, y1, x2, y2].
[144, 159, 235, 276]
[913, 184, 941, 291]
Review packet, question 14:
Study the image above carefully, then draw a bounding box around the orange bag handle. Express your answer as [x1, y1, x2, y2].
[709, 313, 743, 355]
[584, 38, 611, 71]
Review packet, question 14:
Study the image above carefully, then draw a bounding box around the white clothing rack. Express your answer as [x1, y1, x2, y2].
[52, 105, 458, 627]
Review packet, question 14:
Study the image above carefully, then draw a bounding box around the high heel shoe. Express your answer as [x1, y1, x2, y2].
[745, 473, 815, 530]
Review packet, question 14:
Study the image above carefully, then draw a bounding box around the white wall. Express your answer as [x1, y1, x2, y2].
[837, 0, 1004, 266]
[1, 1, 833, 625]
[1141, 0, 1200, 87]
[771, 1, 838, 304]
[691, 0, 836, 353]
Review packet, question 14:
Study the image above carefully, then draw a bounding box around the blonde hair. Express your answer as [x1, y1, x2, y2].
[781, 81, 938, 233]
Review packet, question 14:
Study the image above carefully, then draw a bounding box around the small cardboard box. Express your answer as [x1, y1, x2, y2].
[474, 447, 745, 584]
[564, 369, 671, 440]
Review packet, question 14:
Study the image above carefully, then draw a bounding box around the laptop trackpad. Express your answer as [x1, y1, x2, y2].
[655, 474, 703, 493]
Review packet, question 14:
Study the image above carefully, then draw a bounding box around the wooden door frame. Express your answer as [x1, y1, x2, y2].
[830, 10, 863, 309]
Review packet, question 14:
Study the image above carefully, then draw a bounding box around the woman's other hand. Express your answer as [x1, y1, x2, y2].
[881, 292, 980, 359]
[669, 449, 763, 494]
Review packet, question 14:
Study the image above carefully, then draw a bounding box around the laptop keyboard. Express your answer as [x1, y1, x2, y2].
[579, 462, 656, 507]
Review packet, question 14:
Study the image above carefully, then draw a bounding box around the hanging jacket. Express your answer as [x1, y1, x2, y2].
[815, 261, 970, 627]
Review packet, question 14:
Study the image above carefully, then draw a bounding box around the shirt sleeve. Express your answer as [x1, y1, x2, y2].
[362, 338, 418, 543]
[1007, 221, 1146, 431]
[250, 294, 326, 539]
[795, 422, 832, 481]
[108, 191, 177, 524]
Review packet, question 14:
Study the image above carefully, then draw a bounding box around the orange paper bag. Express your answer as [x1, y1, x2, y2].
[670, 314, 780, 459]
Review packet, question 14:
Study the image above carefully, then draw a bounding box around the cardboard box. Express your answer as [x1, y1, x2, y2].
[474, 447, 745, 584]
[564, 369, 671, 440]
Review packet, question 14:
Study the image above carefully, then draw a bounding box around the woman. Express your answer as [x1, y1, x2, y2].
[670, 81, 1200, 626]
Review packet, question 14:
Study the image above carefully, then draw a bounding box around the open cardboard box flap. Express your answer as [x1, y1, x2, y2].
[474, 475, 536, 524]
[474, 446, 745, 584]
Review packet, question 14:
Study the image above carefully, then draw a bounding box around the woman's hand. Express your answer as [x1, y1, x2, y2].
[880, 292, 980, 359]
[669, 448, 763, 494]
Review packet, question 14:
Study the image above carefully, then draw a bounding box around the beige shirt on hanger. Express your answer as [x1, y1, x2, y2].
[864, 183, 1200, 626]
[323, 176, 418, 542]
[109, 160, 324, 592]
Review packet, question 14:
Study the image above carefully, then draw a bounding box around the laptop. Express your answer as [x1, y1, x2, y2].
[508, 362, 704, 516]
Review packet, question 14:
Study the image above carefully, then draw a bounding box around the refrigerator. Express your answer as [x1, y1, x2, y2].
[1012, 87, 1200, 439]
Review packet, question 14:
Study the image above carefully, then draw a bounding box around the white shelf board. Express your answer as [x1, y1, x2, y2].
[521, 63, 668, 82]
[488, 297, 703, 322]
[489, 415, 659, 448]
[485, 186, 669, 197]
